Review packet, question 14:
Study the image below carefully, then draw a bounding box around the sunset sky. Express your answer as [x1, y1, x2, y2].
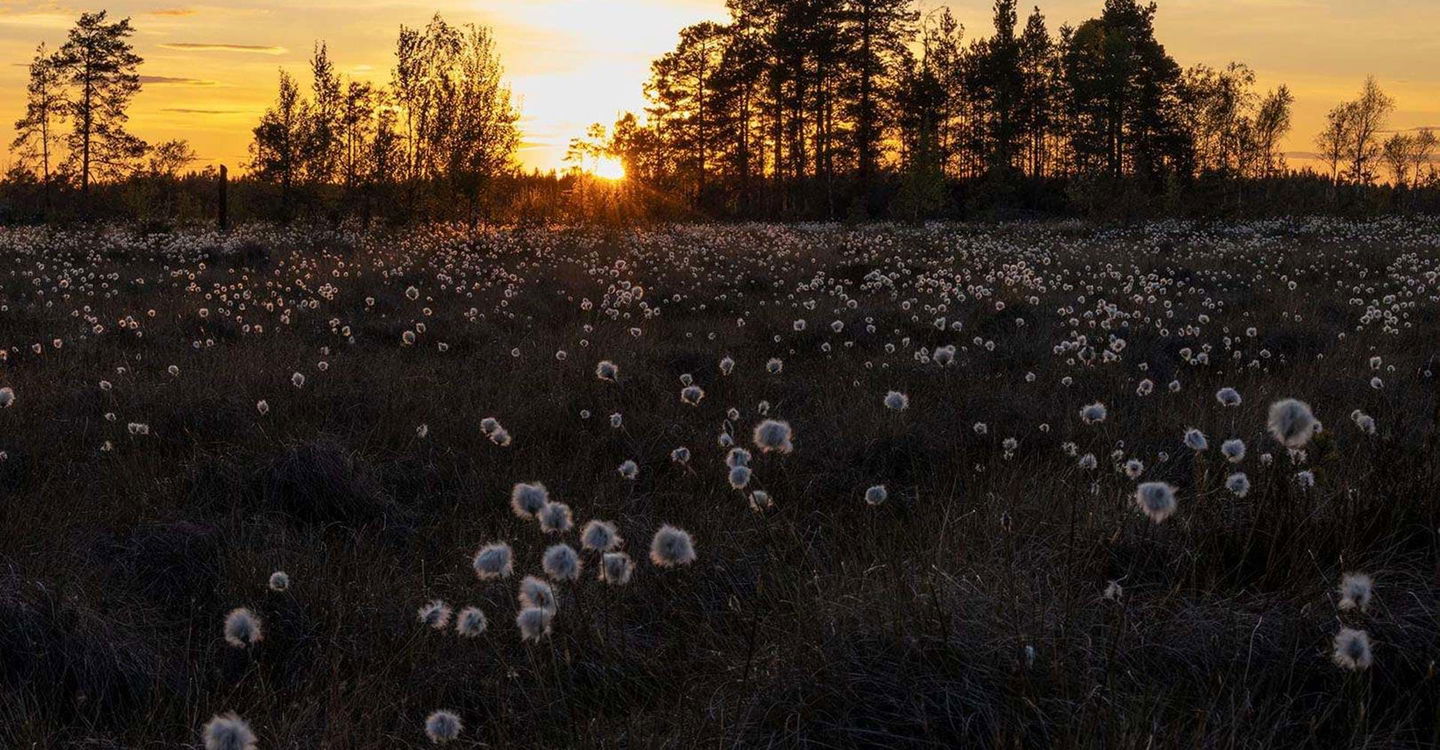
[2, 0, 1438, 173]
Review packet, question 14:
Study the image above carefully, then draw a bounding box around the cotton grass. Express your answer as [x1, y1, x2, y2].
[1134, 482, 1178, 523]
[202, 713, 257, 750]
[650, 525, 696, 567]
[424, 710, 463, 743]
[223, 608, 263, 648]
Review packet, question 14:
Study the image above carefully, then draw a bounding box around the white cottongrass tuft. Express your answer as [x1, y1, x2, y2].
[472, 542, 514, 580]
[0, 387, 15, 409]
[1351, 410, 1376, 435]
[1183, 428, 1209, 452]
[650, 525, 697, 567]
[516, 607, 553, 642]
[1134, 482, 1178, 523]
[618, 459, 639, 480]
[223, 607, 263, 648]
[1221, 439, 1246, 463]
[595, 360, 619, 382]
[600, 551, 635, 585]
[766, 358, 783, 374]
[728, 465, 751, 489]
[865, 485, 888, 506]
[417, 600, 452, 630]
[424, 710, 463, 743]
[670, 446, 691, 463]
[1079, 402, 1107, 424]
[1331, 628, 1373, 671]
[1103, 580, 1123, 602]
[1215, 387, 1242, 407]
[455, 606, 488, 637]
[581, 520, 621, 552]
[538, 502, 574, 534]
[752, 419, 794, 454]
[726, 448, 751, 468]
[883, 391, 909, 411]
[291, 372, 305, 388]
[542, 544, 582, 581]
[518, 575, 557, 612]
[1225, 472, 1250, 497]
[1268, 398, 1317, 449]
[681, 384, 705, 405]
[255, 400, 269, 416]
[748, 490, 773, 512]
[510, 482, 549, 519]
[267, 571, 290, 592]
[719, 356, 735, 375]
[1338, 572, 1373, 612]
[202, 712, 257, 750]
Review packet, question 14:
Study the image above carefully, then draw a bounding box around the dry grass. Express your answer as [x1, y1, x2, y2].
[0, 219, 1437, 747]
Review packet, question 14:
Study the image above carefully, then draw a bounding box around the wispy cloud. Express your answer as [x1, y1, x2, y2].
[140, 75, 219, 86]
[158, 43, 286, 54]
[161, 107, 247, 114]
[148, 8, 198, 17]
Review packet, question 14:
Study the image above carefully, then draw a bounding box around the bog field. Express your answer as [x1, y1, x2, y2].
[1, 219, 1438, 748]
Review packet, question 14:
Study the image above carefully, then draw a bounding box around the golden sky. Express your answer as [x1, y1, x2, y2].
[2, 0, 1438, 173]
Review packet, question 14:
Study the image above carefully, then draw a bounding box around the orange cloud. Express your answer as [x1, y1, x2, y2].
[158, 42, 286, 54]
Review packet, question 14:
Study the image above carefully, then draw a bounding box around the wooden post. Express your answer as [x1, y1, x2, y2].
[218, 164, 229, 231]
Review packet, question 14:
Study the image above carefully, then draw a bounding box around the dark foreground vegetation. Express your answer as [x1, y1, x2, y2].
[0, 219, 1437, 747]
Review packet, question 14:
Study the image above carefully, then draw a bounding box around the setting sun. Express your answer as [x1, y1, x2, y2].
[590, 157, 626, 181]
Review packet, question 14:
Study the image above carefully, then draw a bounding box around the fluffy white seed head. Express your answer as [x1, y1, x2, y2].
[538, 502, 574, 534]
[1221, 439, 1246, 463]
[883, 391, 909, 411]
[1080, 402, 1107, 424]
[728, 464, 751, 489]
[223, 608, 263, 648]
[595, 360, 619, 382]
[518, 575, 557, 612]
[510, 482, 549, 519]
[752, 419, 794, 454]
[418, 600, 452, 630]
[581, 520, 620, 552]
[1331, 628, 1372, 671]
[670, 446, 691, 463]
[864, 485, 888, 506]
[472, 543, 514, 580]
[455, 606, 488, 637]
[681, 385, 705, 405]
[202, 712, 257, 750]
[516, 607, 553, 642]
[726, 448, 752, 468]
[1134, 482, 1178, 523]
[1338, 572, 1373, 612]
[425, 710, 463, 743]
[618, 459, 639, 479]
[1215, 387, 1242, 407]
[650, 525, 697, 567]
[542, 543, 582, 581]
[600, 551, 635, 585]
[1268, 398, 1317, 449]
[267, 571, 290, 592]
[1183, 428, 1209, 452]
[1225, 472, 1250, 497]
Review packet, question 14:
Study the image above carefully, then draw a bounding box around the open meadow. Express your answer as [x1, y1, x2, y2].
[1, 219, 1438, 747]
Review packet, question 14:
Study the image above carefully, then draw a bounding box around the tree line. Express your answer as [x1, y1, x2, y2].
[8, 12, 198, 213]
[3, 3, 1438, 225]
[570, 0, 1439, 219]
